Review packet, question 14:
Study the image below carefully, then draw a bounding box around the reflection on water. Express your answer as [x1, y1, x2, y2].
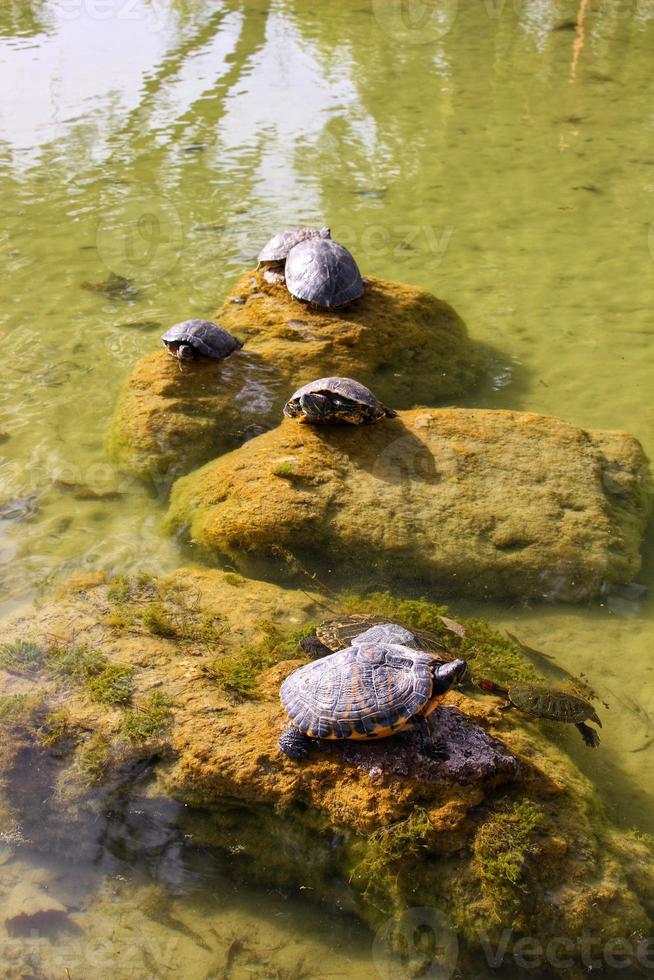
[2, 0, 654, 973]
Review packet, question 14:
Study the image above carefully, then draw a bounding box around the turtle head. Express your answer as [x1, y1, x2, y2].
[432, 658, 467, 696]
[298, 391, 335, 422]
[319, 227, 331, 239]
[177, 342, 197, 361]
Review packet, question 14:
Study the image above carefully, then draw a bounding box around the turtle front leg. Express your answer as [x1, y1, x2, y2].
[576, 722, 601, 748]
[413, 716, 448, 761]
[279, 725, 313, 760]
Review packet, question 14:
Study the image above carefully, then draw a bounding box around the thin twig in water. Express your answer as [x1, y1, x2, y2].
[270, 545, 339, 598]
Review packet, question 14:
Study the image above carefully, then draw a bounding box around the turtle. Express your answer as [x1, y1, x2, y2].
[283, 377, 396, 425]
[278, 630, 468, 760]
[161, 320, 243, 361]
[258, 226, 330, 285]
[300, 615, 447, 659]
[284, 238, 365, 308]
[478, 679, 602, 747]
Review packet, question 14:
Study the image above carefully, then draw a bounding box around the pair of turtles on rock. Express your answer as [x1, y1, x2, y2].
[278, 616, 603, 760]
[161, 322, 394, 428]
[258, 226, 365, 308]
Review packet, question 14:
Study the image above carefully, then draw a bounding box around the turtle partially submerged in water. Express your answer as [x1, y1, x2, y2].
[162, 320, 243, 361]
[279, 628, 467, 760]
[285, 238, 364, 308]
[478, 679, 602, 747]
[284, 377, 396, 425]
[301, 614, 447, 658]
[258, 226, 330, 285]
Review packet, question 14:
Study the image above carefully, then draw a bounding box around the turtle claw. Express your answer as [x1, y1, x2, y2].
[576, 722, 601, 748]
[279, 725, 313, 761]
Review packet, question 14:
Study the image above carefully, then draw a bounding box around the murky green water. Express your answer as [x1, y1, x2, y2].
[3, 0, 654, 974]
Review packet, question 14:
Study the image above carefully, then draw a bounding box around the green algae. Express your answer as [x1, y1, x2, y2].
[36, 709, 75, 749]
[86, 663, 134, 705]
[472, 798, 545, 923]
[0, 640, 44, 675]
[211, 621, 314, 701]
[350, 808, 434, 912]
[142, 602, 177, 638]
[0, 693, 45, 727]
[122, 691, 175, 742]
[45, 642, 134, 705]
[341, 591, 540, 686]
[77, 735, 112, 783]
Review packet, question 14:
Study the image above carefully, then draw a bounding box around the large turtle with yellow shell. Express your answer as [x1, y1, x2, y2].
[279, 627, 467, 760]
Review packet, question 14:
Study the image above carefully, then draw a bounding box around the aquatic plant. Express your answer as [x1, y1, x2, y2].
[142, 602, 177, 638]
[0, 693, 44, 727]
[122, 691, 175, 742]
[0, 639, 44, 675]
[77, 735, 111, 783]
[36, 709, 75, 749]
[350, 808, 434, 913]
[472, 798, 545, 923]
[46, 642, 134, 705]
[211, 621, 314, 700]
[107, 574, 131, 604]
[86, 663, 134, 705]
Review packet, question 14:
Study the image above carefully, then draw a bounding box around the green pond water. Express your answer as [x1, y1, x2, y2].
[3, 0, 654, 975]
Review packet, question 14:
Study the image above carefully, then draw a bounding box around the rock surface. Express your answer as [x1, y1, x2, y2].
[1, 572, 654, 977]
[214, 269, 486, 407]
[107, 348, 285, 485]
[167, 408, 653, 602]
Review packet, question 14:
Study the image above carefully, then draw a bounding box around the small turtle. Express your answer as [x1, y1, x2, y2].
[258, 226, 330, 285]
[284, 377, 396, 425]
[285, 238, 364, 308]
[278, 634, 467, 760]
[162, 320, 243, 361]
[478, 679, 602, 747]
[301, 615, 447, 658]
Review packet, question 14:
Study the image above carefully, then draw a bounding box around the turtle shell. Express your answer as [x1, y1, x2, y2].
[317, 615, 446, 655]
[508, 684, 602, 726]
[280, 641, 436, 739]
[258, 226, 330, 264]
[286, 377, 390, 411]
[285, 239, 364, 307]
[161, 320, 243, 359]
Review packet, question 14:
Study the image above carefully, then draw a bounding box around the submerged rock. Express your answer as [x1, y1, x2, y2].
[167, 408, 653, 602]
[107, 348, 286, 486]
[213, 268, 485, 407]
[1, 572, 654, 977]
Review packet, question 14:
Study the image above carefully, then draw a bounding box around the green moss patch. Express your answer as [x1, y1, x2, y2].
[472, 798, 545, 923]
[46, 642, 134, 705]
[0, 640, 44, 675]
[211, 621, 314, 700]
[122, 691, 175, 742]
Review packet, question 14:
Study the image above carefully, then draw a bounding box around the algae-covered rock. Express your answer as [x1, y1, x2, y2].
[2, 573, 654, 977]
[214, 269, 485, 407]
[167, 408, 653, 602]
[107, 348, 286, 486]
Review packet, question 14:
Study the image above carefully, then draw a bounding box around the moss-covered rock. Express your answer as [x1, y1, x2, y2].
[213, 269, 485, 408]
[107, 348, 286, 486]
[1, 572, 654, 977]
[167, 408, 653, 602]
